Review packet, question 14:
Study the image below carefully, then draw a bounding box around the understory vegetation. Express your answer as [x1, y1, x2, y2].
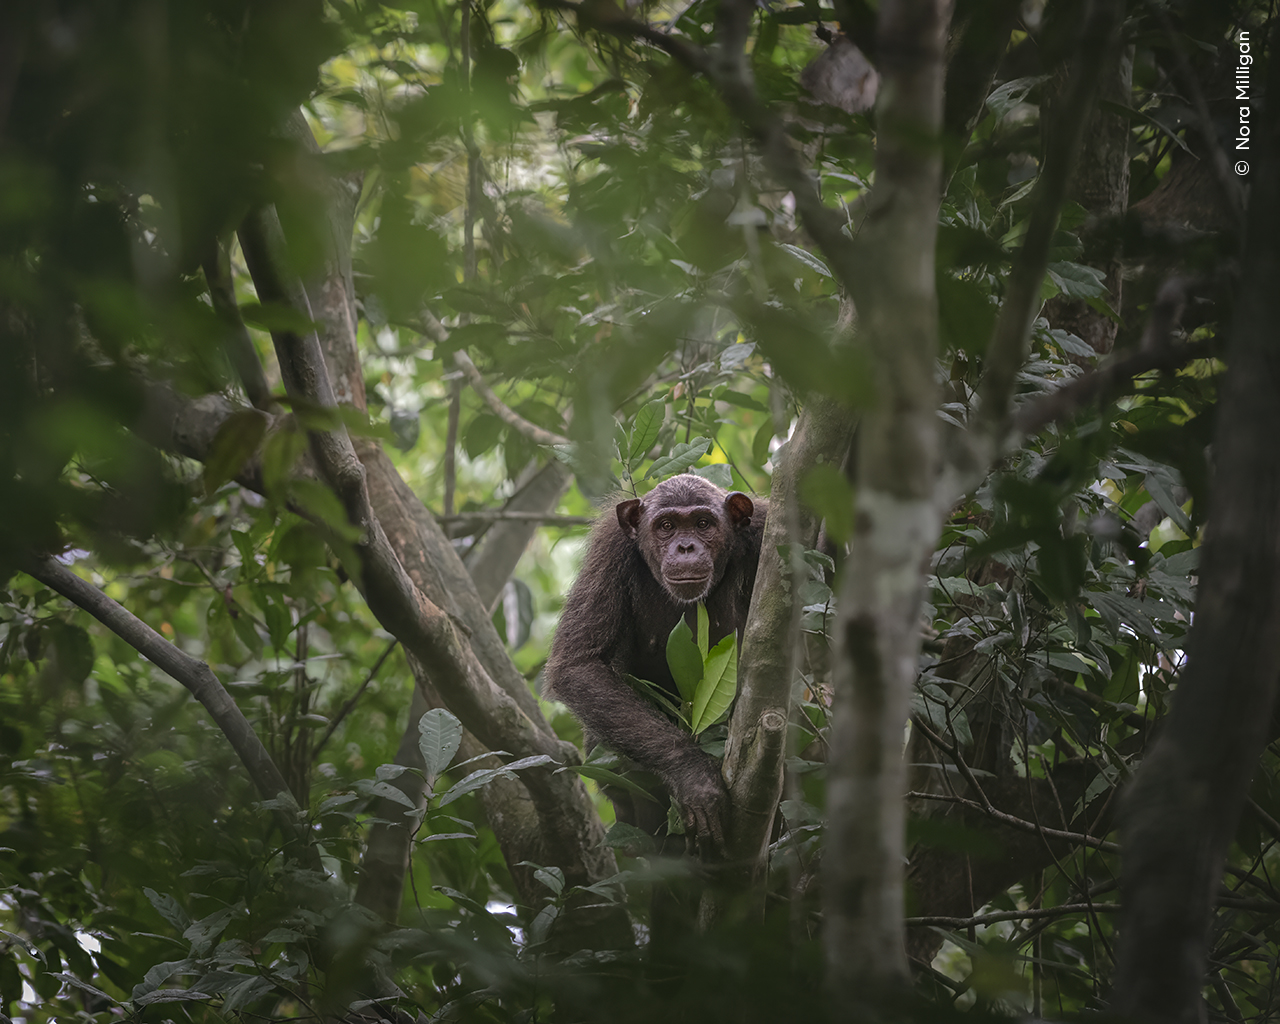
[1, 0, 1277, 1021]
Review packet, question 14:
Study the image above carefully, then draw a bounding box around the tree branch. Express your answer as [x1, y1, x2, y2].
[201, 237, 274, 410]
[236, 199, 607, 882]
[1012, 338, 1213, 436]
[452, 350, 570, 447]
[19, 554, 316, 861]
[906, 903, 1121, 929]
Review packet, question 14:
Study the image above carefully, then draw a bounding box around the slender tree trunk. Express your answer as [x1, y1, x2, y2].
[822, 0, 949, 1003]
[1111, 28, 1280, 1023]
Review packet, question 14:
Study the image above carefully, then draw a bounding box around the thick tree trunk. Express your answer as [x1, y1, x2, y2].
[822, 0, 948, 1001]
[1110, 31, 1280, 1023]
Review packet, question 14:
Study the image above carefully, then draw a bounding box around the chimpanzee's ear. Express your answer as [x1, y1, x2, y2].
[616, 499, 644, 539]
[725, 492, 754, 528]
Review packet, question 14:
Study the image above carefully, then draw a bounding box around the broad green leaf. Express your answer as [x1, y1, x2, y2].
[437, 766, 516, 806]
[1046, 261, 1109, 300]
[693, 463, 733, 490]
[775, 242, 831, 278]
[666, 616, 702, 702]
[604, 821, 656, 854]
[144, 888, 191, 931]
[689, 634, 738, 736]
[1144, 472, 1194, 536]
[203, 410, 268, 496]
[556, 764, 659, 803]
[418, 708, 464, 789]
[534, 866, 565, 895]
[986, 75, 1049, 119]
[629, 400, 665, 461]
[47, 621, 94, 686]
[644, 437, 712, 480]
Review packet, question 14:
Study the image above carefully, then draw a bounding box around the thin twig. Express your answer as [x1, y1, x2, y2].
[907, 903, 1121, 928]
[313, 639, 401, 760]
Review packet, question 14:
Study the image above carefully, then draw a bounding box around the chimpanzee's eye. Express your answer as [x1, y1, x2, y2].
[658, 520, 675, 532]
[697, 517, 711, 530]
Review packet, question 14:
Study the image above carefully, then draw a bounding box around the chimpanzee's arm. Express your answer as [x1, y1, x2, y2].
[545, 535, 727, 847]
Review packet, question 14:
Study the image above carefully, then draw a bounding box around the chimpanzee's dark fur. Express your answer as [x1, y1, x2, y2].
[545, 473, 766, 848]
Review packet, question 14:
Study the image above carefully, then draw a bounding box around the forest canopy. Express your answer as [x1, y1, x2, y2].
[0, 0, 1276, 1022]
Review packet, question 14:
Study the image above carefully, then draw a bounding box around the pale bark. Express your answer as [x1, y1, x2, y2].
[821, 0, 949, 998]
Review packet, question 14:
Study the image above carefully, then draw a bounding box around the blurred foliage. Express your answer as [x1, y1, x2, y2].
[0, 0, 1273, 1020]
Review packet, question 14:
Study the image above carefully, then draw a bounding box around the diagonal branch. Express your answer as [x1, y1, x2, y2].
[235, 202, 592, 837]
[1012, 338, 1214, 436]
[19, 554, 317, 862]
[453, 350, 571, 447]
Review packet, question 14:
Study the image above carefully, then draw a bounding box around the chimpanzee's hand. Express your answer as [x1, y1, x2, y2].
[668, 751, 729, 857]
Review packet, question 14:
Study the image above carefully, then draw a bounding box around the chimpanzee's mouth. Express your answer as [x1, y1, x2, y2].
[665, 573, 710, 584]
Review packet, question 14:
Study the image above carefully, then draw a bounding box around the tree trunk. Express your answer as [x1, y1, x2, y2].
[822, 0, 949, 1002]
[1110, 27, 1280, 1022]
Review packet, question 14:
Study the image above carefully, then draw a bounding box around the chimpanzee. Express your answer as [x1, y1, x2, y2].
[545, 473, 766, 850]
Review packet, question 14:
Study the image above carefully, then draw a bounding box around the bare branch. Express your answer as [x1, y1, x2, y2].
[906, 791, 1120, 852]
[453, 350, 571, 447]
[19, 554, 316, 860]
[907, 903, 1121, 929]
[312, 639, 400, 760]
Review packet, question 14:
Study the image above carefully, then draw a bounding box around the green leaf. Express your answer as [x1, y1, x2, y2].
[144, 888, 191, 931]
[1144, 472, 1194, 536]
[1046, 261, 1109, 300]
[465, 413, 505, 460]
[534, 866, 565, 895]
[752, 419, 775, 467]
[799, 463, 854, 545]
[628, 400, 666, 462]
[696, 603, 709, 658]
[986, 75, 1048, 119]
[603, 821, 656, 854]
[644, 437, 712, 480]
[48, 621, 94, 686]
[203, 410, 268, 496]
[418, 709, 463, 789]
[437, 766, 516, 806]
[775, 242, 831, 277]
[693, 463, 733, 490]
[556, 764, 659, 803]
[689, 633, 738, 736]
[666, 616, 703, 702]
